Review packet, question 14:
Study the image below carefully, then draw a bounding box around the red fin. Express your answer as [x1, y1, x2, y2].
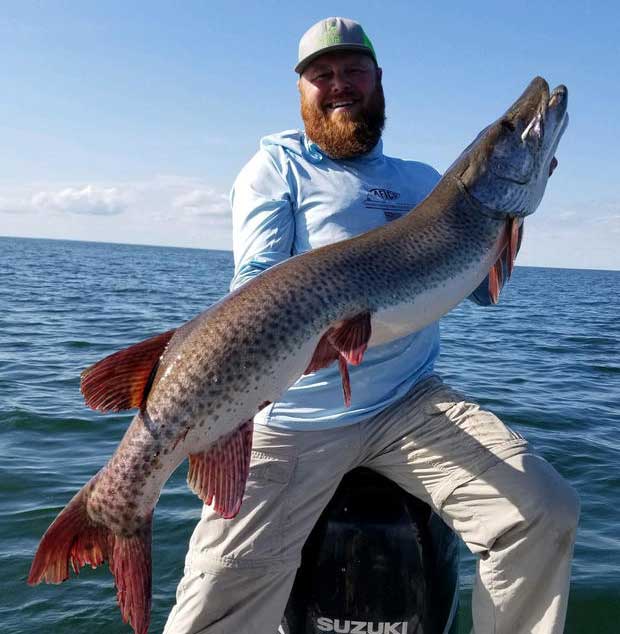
[304, 331, 340, 374]
[506, 217, 522, 277]
[338, 356, 352, 407]
[305, 312, 372, 374]
[110, 528, 152, 634]
[81, 329, 175, 412]
[488, 261, 502, 305]
[487, 218, 524, 304]
[495, 257, 504, 289]
[187, 420, 254, 519]
[28, 489, 102, 585]
[329, 312, 372, 365]
[28, 487, 152, 634]
[304, 312, 372, 407]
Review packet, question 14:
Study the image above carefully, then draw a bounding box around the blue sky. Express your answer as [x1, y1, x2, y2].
[1, 1, 619, 270]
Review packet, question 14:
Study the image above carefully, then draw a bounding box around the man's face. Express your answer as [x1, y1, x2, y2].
[298, 51, 385, 159]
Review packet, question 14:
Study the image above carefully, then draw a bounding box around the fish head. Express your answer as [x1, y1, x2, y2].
[450, 76, 569, 218]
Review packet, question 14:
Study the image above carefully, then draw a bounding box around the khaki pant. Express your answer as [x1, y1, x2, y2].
[164, 377, 579, 634]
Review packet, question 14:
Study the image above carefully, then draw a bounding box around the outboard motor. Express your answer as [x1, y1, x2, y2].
[282, 468, 459, 634]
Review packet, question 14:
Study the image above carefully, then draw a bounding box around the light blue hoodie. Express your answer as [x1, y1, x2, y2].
[230, 131, 487, 430]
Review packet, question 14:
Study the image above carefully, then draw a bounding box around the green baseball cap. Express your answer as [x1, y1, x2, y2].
[295, 17, 377, 74]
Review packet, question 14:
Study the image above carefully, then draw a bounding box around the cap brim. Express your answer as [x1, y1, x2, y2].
[295, 44, 376, 74]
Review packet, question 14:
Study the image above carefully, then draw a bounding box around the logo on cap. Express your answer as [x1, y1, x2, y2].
[323, 23, 343, 46]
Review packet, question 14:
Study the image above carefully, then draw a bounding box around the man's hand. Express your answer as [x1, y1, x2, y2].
[549, 156, 558, 176]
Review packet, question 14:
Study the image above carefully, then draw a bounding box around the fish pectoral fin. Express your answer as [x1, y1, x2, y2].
[80, 329, 176, 412]
[507, 217, 523, 277]
[487, 218, 523, 304]
[488, 259, 503, 305]
[187, 420, 254, 520]
[304, 312, 372, 407]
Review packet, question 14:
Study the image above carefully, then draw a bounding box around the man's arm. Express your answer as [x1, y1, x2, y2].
[229, 148, 295, 291]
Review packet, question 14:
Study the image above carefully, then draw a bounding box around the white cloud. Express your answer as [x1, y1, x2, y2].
[5, 178, 616, 269]
[173, 188, 229, 217]
[0, 177, 234, 251]
[0, 197, 32, 214]
[31, 185, 127, 216]
[0, 178, 232, 222]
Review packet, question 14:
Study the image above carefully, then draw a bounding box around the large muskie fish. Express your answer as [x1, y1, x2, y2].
[29, 77, 568, 633]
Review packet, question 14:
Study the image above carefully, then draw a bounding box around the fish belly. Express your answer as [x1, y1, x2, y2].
[369, 255, 495, 347]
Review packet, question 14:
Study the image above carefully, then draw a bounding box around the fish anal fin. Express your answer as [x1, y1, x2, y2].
[187, 420, 254, 520]
[28, 486, 153, 634]
[81, 329, 176, 412]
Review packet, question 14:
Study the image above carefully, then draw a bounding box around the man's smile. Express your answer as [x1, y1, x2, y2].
[324, 99, 359, 113]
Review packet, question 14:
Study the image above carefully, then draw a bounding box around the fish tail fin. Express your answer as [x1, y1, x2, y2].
[110, 526, 152, 634]
[28, 487, 152, 634]
[27, 488, 106, 585]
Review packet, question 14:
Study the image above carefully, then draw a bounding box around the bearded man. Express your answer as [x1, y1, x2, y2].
[164, 17, 579, 634]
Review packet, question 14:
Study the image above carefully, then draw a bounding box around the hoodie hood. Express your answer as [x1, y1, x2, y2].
[260, 130, 384, 165]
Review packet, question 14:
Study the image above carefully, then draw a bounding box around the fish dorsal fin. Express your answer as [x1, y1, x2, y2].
[487, 218, 523, 304]
[187, 420, 254, 519]
[304, 311, 372, 406]
[81, 329, 176, 412]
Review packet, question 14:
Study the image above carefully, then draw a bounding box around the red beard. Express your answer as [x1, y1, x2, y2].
[300, 83, 386, 159]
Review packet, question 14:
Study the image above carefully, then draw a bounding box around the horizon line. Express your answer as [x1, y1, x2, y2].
[1, 233, 618, 273]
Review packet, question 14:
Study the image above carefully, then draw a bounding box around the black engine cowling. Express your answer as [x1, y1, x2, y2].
[282, 468, 459, 634]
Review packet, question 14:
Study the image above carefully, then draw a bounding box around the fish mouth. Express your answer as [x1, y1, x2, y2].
[504, 79, 569, 214]
[450, 76, 570, 218]
[530, 83, 569, 187]
[545, 84, 569, 152]
[490, 78, 569, 185]
[520, 80, 569, 157]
